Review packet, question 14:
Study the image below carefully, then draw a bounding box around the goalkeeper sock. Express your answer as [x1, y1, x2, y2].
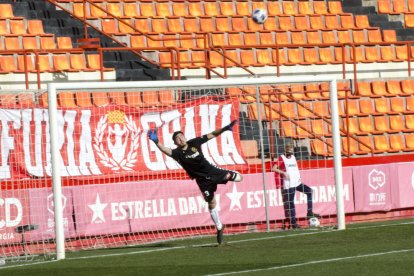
[209, 207, 223, 230]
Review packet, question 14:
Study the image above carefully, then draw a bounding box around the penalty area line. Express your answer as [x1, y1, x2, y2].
[205, 248, 414, 276]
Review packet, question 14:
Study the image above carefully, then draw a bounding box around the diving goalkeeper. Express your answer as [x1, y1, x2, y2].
[147, 120, 243, 245]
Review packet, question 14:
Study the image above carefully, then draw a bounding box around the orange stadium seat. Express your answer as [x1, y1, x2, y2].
[118, 19, 134, 34]
[294, 16, 309, 30]
[390, 97, 405, 113]
[375, 98, 391, 113]
[328, 1, 343, 14]
[27, 20, 46, 35]
[279, 16, 293, 31]
[22, 36, 38, 50]
[0, 55, 18, 73]
[401, 79, 414, 95]
[204, 2, 219, 16]
[139, 3, 156, 17]
[90, 2, 106, 18]
[40, 36, 57, 50]
[58, 92, 77, 108]
[378, 0, 392, 14]
[340, 14, 355, 29]
[297, 102, 314, 118]
[0, 4, 14, 19]
[152, 18, 168, 33]
[134, 17, 152, 33]
[282, 1, 297, 15]
[125, 91, 142, 107]
[108, 92, 126, 105]
[393, 0, 407, 13]
[313, 1, 328, 15]
[373, 135, 390, 152]
[406, 114, 414, 129]
[380, 46, 396, 61]
[220, 2, 235, 16]
[281, 121, 297, 137]
[10, 19, 25, 35]
[374, 115, 390, 133]
[252, 1, 266, 11]
[130, 35, 146, 48]
[359, 117, 376, 134]
[92, 92, 109, 107]
[311, 139, 333, 156]
[389, 134, 405, 152]
[267, 1, 282, 16]
[53, 54, 71, 71]
[231, 16, 247, 32]
[358, 136, 374, 154]
[296, 120, 312, 138]
[188, 2, 203, 17]
[406, 133, 414, 150]
[0, 19, 7, 35]
[17, 55, 35, 72]
[386, 80, 403, 95]
[57, 37, 73, 49]
[155, 3, 171, 17]
[312, 119, 330, 136]
[355, 15, 371, 28]
[298, 1, 313, 15]
[124, 3, 139, 17]
[309, 15, 325, 30]
[371, 81, 388, 96]
[76, 92, 93, 107]
[171, 3, 186, 17]
[359, 99, 376, 115]
[389, 115, 406, 132]
[70, 54, 89, 71]
[36, 54, 52, 72]
[342, 137, 360, 155]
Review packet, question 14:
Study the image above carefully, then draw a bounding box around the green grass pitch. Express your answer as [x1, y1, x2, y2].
[1, 219, 413, 275]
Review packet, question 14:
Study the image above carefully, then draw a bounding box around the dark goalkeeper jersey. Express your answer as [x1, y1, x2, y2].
[171, 135, 223, 180]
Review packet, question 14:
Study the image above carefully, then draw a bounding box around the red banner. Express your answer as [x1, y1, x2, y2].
[0, 99, 245, 181]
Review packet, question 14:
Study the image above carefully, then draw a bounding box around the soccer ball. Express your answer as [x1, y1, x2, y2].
[309, 217, 320, 227]
[252, 9, 268, 24]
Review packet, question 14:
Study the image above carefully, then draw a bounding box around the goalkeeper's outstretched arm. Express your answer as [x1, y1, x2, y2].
[148, 129, 172, 157]
[206, 119, 238, 140]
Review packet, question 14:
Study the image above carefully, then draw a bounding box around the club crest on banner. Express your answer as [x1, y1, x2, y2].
[93, 111, 140, 171]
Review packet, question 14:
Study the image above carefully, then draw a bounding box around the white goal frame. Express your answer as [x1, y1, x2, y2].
[47, 76, 345, 260]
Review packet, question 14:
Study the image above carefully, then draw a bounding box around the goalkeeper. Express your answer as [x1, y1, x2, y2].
[147, 120, 243, 245]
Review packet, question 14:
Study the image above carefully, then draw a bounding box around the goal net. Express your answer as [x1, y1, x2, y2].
[0, 77, 345, 263]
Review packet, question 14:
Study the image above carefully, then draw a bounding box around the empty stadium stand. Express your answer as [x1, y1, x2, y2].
[0, 0, 414, 161]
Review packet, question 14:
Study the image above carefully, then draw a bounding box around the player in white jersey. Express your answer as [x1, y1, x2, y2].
[272, 144, 320, 229]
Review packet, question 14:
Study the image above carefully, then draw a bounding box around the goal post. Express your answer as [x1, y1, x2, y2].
[45, 76, 345, 260]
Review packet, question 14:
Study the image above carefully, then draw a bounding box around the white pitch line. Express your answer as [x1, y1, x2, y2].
[0, 259, 58, 270]
[205, 248, 414, 276]
[0, 220, 412, 270]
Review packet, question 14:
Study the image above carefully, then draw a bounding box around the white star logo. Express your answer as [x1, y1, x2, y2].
[226, 184, 244, 211]
[88, 194, 108, 223]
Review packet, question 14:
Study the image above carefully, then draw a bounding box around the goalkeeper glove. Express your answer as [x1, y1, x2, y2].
[223, 119, 238, 131]
[148, 129, 159, 144]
